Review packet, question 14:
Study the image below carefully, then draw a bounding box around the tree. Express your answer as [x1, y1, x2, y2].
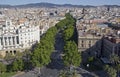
[12, 60, 19, 72]
[30, 26, 57, 75]
[115, 64, 120, 74]
[59, 70, 67, 77]
[12, 59, 24, 72]
[17, 59, 24, 71]
[105, 65, 117, 77]
[110, 54, 120, 65]
[88, 56, 94, 63]
[63, 41, 81, 67]
[59, 70, 78, 77]
[0, 62, 6, 74]
[30, 43, 52, 74]
[63, 26, 74, 41]
[23, 49, 31, 71]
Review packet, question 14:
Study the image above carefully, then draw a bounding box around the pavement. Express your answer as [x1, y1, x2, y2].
[12, 72, 25, 77]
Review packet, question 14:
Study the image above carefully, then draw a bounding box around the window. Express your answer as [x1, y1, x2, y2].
[14, 50, 16, 54]
[89, 40, 91, 43]
[89, 44, 91, 47]
[82, 40, 84, 43]
[10, 51, 12, 54]
[81, 40, 84, 47]
[6, 51, 8, 53]
[16, 30, 18, 34]
[16, 36, 19, 44]
[13, 37, 15, 45]
[89, 40, 91, 47]
[81, 44, 84, 47]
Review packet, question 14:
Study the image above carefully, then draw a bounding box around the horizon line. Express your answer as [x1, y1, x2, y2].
[0, 2, 119, 6]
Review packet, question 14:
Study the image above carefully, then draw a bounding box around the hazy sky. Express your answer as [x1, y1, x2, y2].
[0, 0, 120, 5]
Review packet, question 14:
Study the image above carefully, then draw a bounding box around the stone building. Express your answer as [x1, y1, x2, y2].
[78, 30, 102, 52]
[77, 20, 112, 52]
[0, 20, 40, 57]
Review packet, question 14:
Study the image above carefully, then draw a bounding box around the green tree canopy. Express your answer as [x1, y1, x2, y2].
[63, 26, 74, 41]
[63, 41, 81, 67]
[30, 26, 57, 68]
[105, 65, 117, 77]
[12, 59, 24, 72]
[0, 62, 6, 73]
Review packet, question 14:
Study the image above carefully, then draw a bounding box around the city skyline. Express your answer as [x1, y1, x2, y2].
[0, 0, 120, 6]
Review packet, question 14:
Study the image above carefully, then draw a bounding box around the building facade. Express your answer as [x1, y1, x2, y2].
[76, 19, 113, 52]
[0, 20, 40, 56]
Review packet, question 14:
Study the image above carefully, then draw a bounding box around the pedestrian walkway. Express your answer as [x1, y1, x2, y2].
[12, 72, 25, 77]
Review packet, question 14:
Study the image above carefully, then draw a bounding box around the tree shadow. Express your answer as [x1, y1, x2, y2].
[46, 58, 65, 71]
[81, 73, 94, 77]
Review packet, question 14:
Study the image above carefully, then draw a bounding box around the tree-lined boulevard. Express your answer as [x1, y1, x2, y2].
[0, 13, 100, 77]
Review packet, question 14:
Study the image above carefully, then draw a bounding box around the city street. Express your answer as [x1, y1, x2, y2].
[14, 32, 100, 77]
[14, 32, 65, 77]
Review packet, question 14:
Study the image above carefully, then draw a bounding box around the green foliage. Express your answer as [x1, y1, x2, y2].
[61, 13, 75, 41]
[0, 72, 16, 77]
[105, 65, 117, 77]
[59, 70, 78, 77]
[31, 47, 51, 67]
[63, 26, 74, 41]
[6, 64, 12, 72]
[88, 56, 94, 63]
[115, 64, 120, 72]
[110, 54, 120, 65]
[56, 13, 75, 31]
[17, 59, 24, 71]
[57, 13, 81, 68]
[63, 41, 81, 67]
[12, 59, 24, 72]
[59, 70, 67, 77]
[0, 62, 6, 73]
[56, 19, 67, 30]
[0, 13, 78, 76]
[31, 13, 78, 74]
[31, 26, 57, 68]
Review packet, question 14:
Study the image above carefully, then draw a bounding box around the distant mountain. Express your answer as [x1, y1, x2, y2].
[0, 4, 13, 8]
[0, 2, 120, 8]
[14, 2, 95, 8]
[102, 5, 120, 7]
[15, 2, 58, 8]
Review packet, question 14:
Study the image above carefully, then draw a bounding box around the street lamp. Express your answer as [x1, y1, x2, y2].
[86, 64, 89, 68]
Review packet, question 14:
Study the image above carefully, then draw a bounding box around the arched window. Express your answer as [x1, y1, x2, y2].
[10, 51, 12, 54]
[14, 50, 16, 54]
[6, 51, 8, 53]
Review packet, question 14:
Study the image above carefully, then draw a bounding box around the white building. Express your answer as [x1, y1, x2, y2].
[0, 20, 40, 55]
